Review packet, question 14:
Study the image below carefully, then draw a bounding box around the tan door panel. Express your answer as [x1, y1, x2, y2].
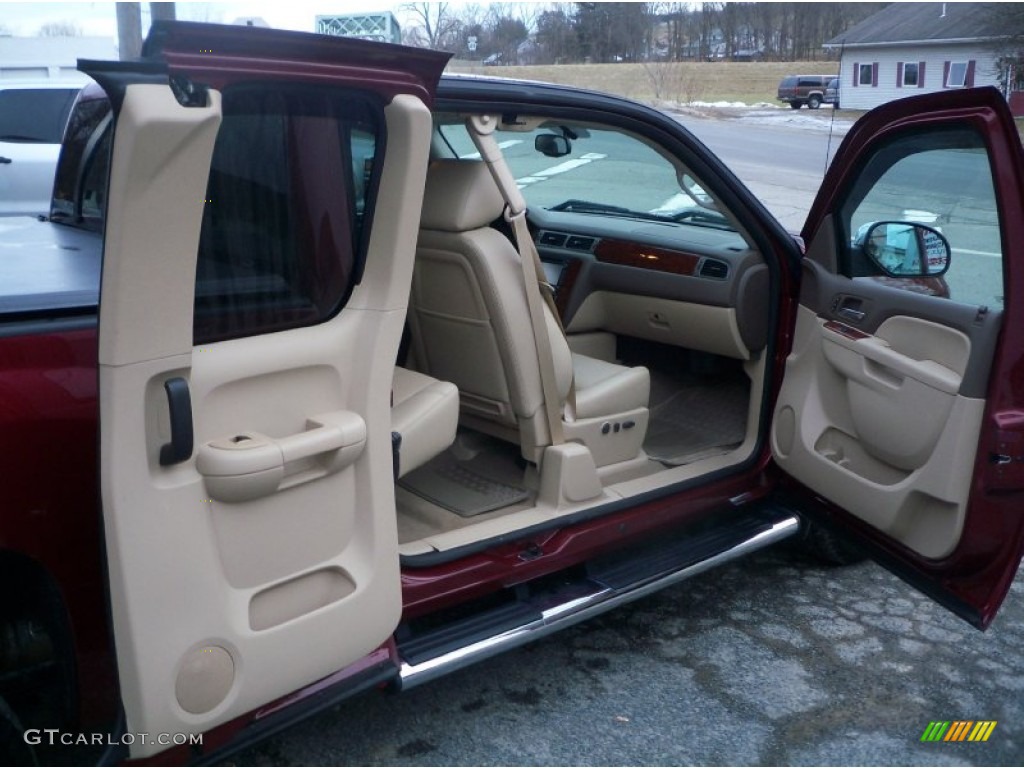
[100, 86, 430, 757]
[772, 305, 983, 560]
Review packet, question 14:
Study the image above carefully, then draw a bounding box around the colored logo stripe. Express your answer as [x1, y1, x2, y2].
[944, 721, 972, 741]
[969, 721, 997, 742]
[920, 721, 996, 742]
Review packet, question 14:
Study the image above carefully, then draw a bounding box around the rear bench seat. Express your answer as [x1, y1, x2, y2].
[391, 367, 459, 479]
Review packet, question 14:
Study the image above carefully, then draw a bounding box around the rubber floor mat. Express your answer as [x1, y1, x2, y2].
[399, 452, 530, 518]
[643, 380, 749, 466]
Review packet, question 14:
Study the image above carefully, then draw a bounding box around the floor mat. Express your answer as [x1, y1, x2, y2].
[399, 448, 530, 518]
[644, 379, 749, 466]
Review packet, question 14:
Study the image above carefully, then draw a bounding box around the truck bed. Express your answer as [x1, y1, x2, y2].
[0, 216, 101, 316]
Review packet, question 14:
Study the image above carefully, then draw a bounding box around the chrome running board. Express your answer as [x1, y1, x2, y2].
[398, 513, 799, 690]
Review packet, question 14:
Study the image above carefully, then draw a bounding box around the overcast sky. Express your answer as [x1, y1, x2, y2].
[0, 1, 449, 37]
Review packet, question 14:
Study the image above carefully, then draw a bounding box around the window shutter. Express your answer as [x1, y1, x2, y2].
[943, 60, 951, 87]
[919, 61, 926, 88]
[966, 59, 976, 87]
[872, 62, 879, 86]
[897, 62, 904, 88]
[853, 61, 859, 87]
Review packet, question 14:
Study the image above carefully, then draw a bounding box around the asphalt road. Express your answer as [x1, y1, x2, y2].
[232, 545, 1024, 766]
[228, 109, 1023, 766]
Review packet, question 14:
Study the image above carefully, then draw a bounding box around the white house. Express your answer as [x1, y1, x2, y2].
[823, 3, 1018, 113]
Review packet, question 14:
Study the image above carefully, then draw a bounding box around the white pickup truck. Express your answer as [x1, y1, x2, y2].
[0, 81, 81, 216]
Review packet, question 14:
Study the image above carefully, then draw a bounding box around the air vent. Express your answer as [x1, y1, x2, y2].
[699, 258, 729, 280]
[539, 231, 568, 247]
[566, 236, 596, 252]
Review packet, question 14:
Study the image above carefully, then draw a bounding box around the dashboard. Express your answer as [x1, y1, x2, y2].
[529, 209, 770, 360]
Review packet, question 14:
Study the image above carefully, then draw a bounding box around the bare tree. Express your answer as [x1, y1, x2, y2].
[38, 20, 83, 37]
[536, 4, 577, 63]
[982, 3, 1024, 91]
[401, 2, 463, 50]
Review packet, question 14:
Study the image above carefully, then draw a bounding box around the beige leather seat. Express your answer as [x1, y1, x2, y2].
[409, 159, 649, 467]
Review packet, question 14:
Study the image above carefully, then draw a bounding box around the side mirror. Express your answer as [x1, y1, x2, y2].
[535, 133, 571, 158]
[859, 221, 951, 277]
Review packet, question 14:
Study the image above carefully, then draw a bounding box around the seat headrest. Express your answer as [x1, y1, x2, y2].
[420, 159, 506, 232]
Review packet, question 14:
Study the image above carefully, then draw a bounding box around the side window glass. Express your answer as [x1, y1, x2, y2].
[839, 127, 1002, 308]
[194, 85, 381, 344]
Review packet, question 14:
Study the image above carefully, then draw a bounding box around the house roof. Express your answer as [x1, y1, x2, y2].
[824, 2, 1005, 48]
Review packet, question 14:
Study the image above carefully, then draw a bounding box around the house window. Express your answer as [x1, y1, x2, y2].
[947, 61, 968, 87]
[902, 62, 919, 87]
[859, 63, 874, 85]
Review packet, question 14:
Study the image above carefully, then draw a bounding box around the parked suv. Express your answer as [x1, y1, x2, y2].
[777, 74, 834, 109]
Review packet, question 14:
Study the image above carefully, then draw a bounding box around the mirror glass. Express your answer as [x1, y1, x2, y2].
[859, 221, 951, 277]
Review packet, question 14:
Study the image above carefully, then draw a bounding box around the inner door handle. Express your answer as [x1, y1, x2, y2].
[159, 377, 194, 466]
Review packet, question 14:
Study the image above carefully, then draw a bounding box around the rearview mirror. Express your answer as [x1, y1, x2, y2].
[535, 133, 571, 158]
[859, 221, 951, 277]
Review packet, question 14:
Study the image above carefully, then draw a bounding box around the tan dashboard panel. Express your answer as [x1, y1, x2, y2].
[567, 291, 750, 360]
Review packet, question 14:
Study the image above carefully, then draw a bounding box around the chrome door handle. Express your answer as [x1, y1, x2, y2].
[838, 307, 865, 323]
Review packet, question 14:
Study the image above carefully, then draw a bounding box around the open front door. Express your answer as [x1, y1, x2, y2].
[97, 23, 446, 757]
[772, 87, 1024, 629]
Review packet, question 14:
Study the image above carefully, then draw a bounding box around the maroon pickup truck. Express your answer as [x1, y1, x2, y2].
[3, 21, 1024, 765]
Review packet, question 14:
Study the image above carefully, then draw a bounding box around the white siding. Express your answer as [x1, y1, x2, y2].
[837, 43, 1002, 111]
[0, 36, 117, 81]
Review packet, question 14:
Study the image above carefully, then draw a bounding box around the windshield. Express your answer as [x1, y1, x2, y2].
[437, 120, 737, 234]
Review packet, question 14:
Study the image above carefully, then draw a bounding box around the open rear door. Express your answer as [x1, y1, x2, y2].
[772, 87, 1024, 629]
[97, 23, 446, 757]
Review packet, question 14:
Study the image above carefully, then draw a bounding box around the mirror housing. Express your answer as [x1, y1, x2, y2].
[858, 221, 951, 277]
[677, 171, 718, 210]
[535, 133, 571, 158]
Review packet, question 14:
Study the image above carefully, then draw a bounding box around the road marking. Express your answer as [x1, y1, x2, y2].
[459, 139, 522, 160]
[953, 247, 1001, 258]
[515, 153, 606, 188]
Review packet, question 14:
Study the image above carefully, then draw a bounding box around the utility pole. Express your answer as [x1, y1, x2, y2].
[150, 3, 176, 23]
[116, 3, 176, 60]
[116, 3, 143, 60]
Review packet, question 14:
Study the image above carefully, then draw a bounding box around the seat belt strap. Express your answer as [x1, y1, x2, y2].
[465, 115, 569, 444]
[508, 209, 565, 445]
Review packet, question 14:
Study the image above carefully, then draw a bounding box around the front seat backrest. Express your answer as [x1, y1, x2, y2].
[410, 159, 573, 458]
